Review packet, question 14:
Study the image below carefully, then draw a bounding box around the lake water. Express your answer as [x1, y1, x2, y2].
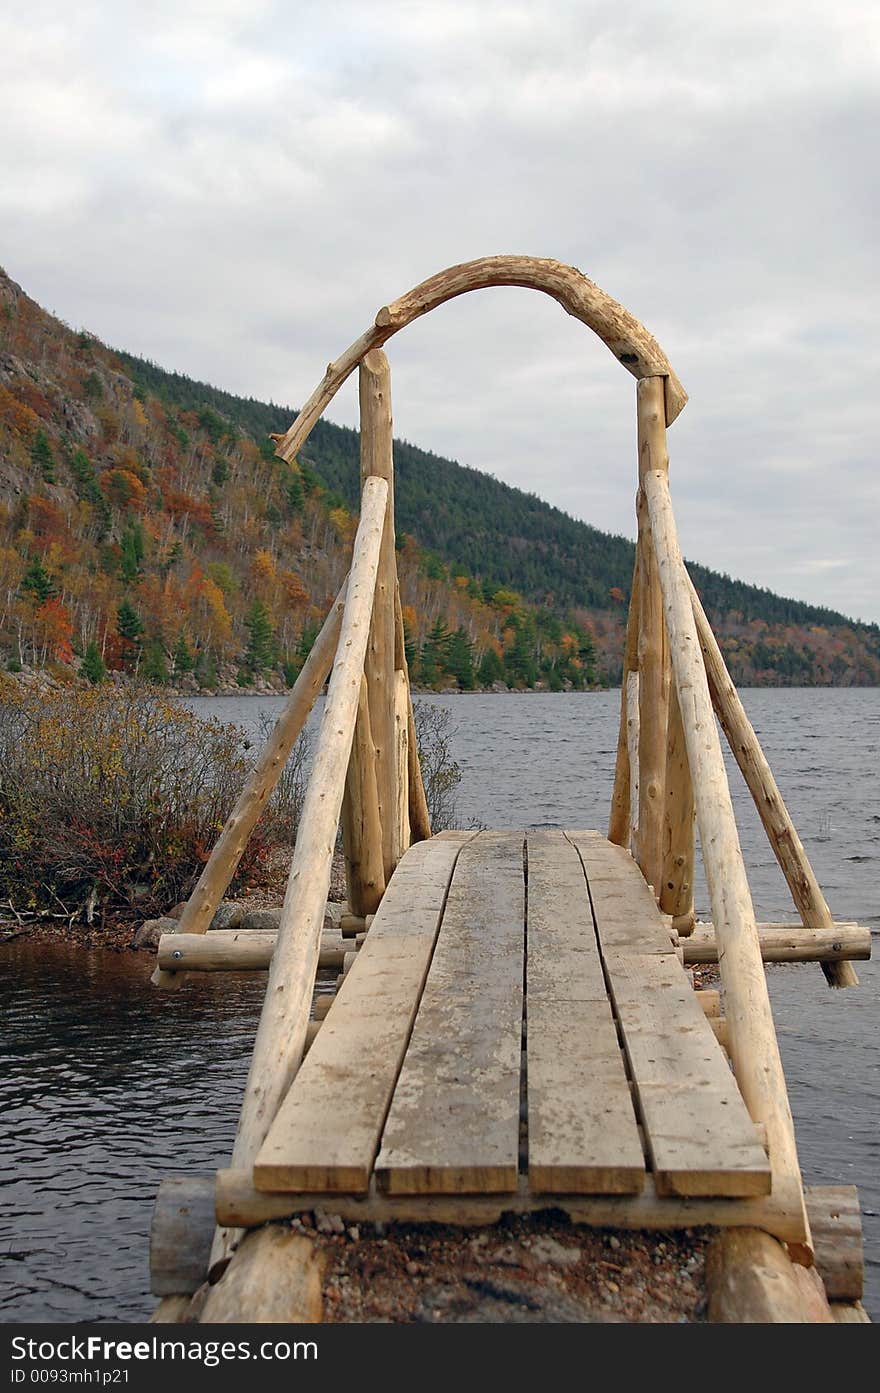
[1, 689, 877, 1321]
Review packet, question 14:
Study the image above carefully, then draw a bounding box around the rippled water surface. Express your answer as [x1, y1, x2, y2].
[1, 689, 877, 1320]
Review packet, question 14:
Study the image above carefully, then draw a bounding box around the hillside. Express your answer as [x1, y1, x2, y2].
[2, 265, 878, 692]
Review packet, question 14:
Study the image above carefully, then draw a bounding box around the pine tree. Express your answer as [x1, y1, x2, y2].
[286, 475, 304, 513]
[418, 619, 452, 686]
[81, 641, 106, 684]
[172, 632, 194, 673]
[117, 599, 144, 670]
[195, 651, 218, 690]
[447, 626, 476, 690]
[477, 646, 505, 686]
[212, 457, 230, 486]
[120, 521, 145, 584]
[142, 642, 169, 684]
[244, 599, 276, 673]
[21, 555, 55, 605]
[30, 429, 55, 482]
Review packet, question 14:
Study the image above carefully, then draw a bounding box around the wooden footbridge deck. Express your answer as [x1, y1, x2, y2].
[148, 258, 871, 1324]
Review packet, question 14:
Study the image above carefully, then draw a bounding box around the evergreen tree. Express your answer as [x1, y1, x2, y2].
[244, 599, 276, 673]
[419, 619, 452, 686]
[143, 643, 169, 684]
[120, 521, 145, 584]
[21, 555, 55, 605]
[81, 641, 106, 684]
[212, 457, 230, 486]
[30, 429, 55, 482]
[285, 475, 304, 513]
[195, 651, 218, 690]
[172, 632, 194, 673]
[117, 600, 144, 670]
[477, 646, 505, 686]
[447, 626, 476, 690]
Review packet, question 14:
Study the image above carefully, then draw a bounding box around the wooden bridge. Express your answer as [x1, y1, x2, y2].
[147, 258, 871, 1324]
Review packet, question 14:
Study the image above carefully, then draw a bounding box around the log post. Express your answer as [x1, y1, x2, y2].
[210, 475, 388, 1274]
[394, 582, 432, 843]
[659, 680, 695, 929]
[360, 350, 398, 883]
[639, 375, 810, 1257]
[608, 559, 640, 847]
[394, 669, 411, 858]
[635, 457, 669, 895]
[688, 577, 858, 990]
[625, 671, 640, 848]
[340, 675, 386, 917]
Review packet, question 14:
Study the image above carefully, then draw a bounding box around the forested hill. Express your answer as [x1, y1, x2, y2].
[0, 262, 877, 692]
[116, 347, 880, 686]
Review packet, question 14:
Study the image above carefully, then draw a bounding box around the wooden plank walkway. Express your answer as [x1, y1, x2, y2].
[254, 829, 770, 1205]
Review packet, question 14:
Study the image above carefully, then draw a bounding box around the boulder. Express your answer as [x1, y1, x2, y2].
[133, 916, 180, 950]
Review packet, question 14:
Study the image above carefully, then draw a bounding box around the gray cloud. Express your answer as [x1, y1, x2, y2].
[1, 0, 877, 619]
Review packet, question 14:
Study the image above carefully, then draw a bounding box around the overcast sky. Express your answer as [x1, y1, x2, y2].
[2, 1, 878, 621]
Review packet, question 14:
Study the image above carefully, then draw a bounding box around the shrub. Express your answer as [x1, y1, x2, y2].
[0, 681, 305, 923]
[411, 699, 462, 830]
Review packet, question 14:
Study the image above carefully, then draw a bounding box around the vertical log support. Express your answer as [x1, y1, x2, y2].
[211, 476, 388, 1274]
[639, 375, 809, 1257]
[395, 582, 432, 844]
[608, 560, 640, 847]
[359, 350, 399, 885]
[625, 671, 640, 849]
[394, 670, 411, 857]
[340, 676, 386, 917]
[659, 680, 695, 930]
[689, 580, 857, 990]
[635, 408, 670, 893]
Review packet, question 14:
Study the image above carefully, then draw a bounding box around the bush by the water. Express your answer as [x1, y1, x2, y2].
[0, 681, 304, 924]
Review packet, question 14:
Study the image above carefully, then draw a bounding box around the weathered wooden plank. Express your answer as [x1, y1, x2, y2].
[253, 834, 474, 1193]
[374, 832, 525, 1194]
[601, 952, 770, 1198]
[566, 830, 674, 956]
[526, 831, 644, 1194]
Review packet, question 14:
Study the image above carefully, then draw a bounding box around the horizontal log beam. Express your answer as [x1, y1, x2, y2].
[682, 923, 871, 966]
[156, 931, 346, 973]
[213, 1170, 807, 1246]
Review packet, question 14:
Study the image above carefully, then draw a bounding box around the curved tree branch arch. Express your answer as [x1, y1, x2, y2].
[271, 256, 687, 465]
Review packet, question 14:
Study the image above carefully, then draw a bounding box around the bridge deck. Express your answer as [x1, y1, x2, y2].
[254, 830, 769, 1205]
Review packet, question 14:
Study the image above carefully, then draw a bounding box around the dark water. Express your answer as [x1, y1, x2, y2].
[1, 689, 877, 1321]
